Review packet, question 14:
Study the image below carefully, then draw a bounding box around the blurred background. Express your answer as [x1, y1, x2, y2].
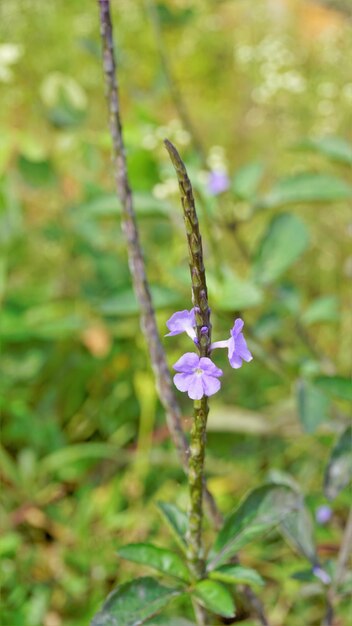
[1, 1, 351, 625]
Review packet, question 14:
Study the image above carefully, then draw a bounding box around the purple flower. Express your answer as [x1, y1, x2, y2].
[173, 352, 223, 400]
[211, 318, 253, 369]
[313, 566, 331, 586]
[208, 170, 230, 196]
[315, 505, 332, 525]
[166, 309, 197, 341]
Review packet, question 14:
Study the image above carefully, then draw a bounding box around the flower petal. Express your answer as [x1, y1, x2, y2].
[231, 318, 244, 338]
[228, 352, 244, 369]
[202, 374, 221, 396]
[173, 352, 200, 373]
[173, 372, 192, 393]
[187, 375, 205, 400]
[236, 333, 253, 362]
[166, 309, 196, 339]
[199, 357, 223, 378]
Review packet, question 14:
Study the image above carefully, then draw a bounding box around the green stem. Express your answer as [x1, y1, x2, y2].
[165, 139, 210, 586]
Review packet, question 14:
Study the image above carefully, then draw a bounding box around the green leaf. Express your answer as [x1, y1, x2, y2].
[100, 286, 180, 316]
[280, 500, 317, 563]
[232, 162, 264, 200]
[156, 502, 188, 552]
[193, 580, 235, 618]
[255, 173, 352, 209]
[210, 564, 264, 587]
[118, 543, 190, 582]
[17, 155, 57, 187]
[314, 376, 352, 402]
[298, 136, 352, 166]
[301, 296, 339, 325]
[324, 426, 352, 500]
[252, 213, 309, 285]
[209, 484, 298, 569]
[91, 577, 181, 626]
[208, 267, 263, 310]
[296, 379, 330, 433]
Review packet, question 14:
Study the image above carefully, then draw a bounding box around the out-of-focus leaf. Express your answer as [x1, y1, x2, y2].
[118, 543, 190, 582]
[324, 426, 352, 500]
[252, 214, 309, 285]
[314, 376, 352, 402]
[156, 3, 195, 27]
[207, 405, 271, 435]
[255, 173, 352, 209]
[298, 136, 352, 165]
[40, 443, 124, 475]
[208, 484, 298, 569]
[193, 579, 235, 618]
[296, 379, 330, 433]
[17, 155, 56, 187]
[301, 296, 339, 325]
[210, 564, 264, 587]
[1, 306, 85, 341]
[91, 577, 181, 626]
[232, 162, 264, 200]
[156, 502, 188, 552]
[100, 285, 180, 316]
[280, 500, 317, 563]
[208, 267, 263, 310]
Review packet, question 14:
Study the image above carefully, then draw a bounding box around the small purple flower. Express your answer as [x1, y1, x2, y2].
[316, 505, 332, 525]
[313, 565, 331, 586]
[173, 352, 223, 400]
[166, 309, 196, 341]
[211, 318, 253, 369]
[208, 170, 230, 196]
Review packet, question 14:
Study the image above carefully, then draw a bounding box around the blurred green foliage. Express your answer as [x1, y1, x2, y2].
[0, 1, 351, 625]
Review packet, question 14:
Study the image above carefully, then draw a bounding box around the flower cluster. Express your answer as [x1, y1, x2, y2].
[166, 308, 253, 399]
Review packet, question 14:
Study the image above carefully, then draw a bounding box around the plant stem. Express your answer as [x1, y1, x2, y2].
[334, 505, 352, 591]
[165, 139, 210, 584]
[146, 0, 207, 163]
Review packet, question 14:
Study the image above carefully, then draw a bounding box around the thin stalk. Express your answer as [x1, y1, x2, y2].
[97, 5, 269, 624]
[97, 0, 220, 527]
[333, 505, 352, 591]
[165, 139, 211, 582]
[146, 0, 207, 163]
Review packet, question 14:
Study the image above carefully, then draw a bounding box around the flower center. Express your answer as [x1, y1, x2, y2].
[194, 367, 203, 376]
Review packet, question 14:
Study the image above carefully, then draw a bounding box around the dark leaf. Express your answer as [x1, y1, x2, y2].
[91, 577, 181, 626]
[193, 579, 236, 618]
[324, 426, 352, 500]
[118, 543, 190, 581]
[156, 502, 188, 552]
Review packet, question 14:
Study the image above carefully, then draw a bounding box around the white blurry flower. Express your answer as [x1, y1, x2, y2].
[0, 43, 23, 82]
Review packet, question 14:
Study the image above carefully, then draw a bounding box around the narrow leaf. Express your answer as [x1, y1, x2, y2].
[91, 577, 181, 626]
[210, 564, 264, 587]
[314, 376, 352, 402]
[301, 296, 339, 325]
[255, 172, 352, 209]
[209, 484, 298, 569]
[280, 500, 317, 563]
[324, 426, 352, 500]
[232, 162, 264, 200]
[118, 543, 190, 582]
[298, 136, 352, 166]
[296, 379, 330, 433]
[252, 214, 309, 285]
[193, 580, 236, 618]
[156, 501, 188, 552]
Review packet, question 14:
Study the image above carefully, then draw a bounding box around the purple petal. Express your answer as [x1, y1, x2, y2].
[315, 505, 332, 525]
[173, 352, 200, 373]
[166, 309, 196, 339]
[313, 566, 331, 585]
[208, 170, 230, 196]
[202, 374, 221, 396]
[173, 372, 192, 393]
[187, 374, 205, 400]
[228, 352, 244, 369]
[199, 357, 223, 378]
[231, 318, 244, 338]
[235, 333, 253, 362]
